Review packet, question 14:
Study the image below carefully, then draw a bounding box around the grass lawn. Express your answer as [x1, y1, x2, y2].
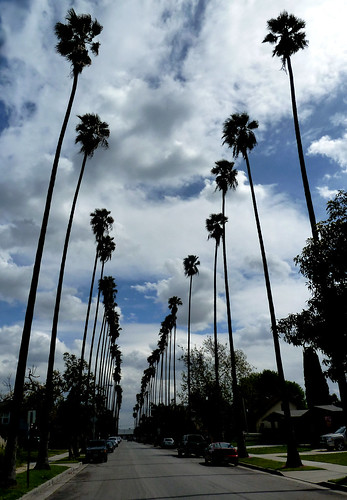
[247, 446, 312, 455]
[240, 456, 322, 472]
[300, 452, 347, 466]
[0, 465, 69, 500]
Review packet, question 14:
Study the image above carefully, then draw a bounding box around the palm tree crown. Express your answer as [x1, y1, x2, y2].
[222, 113, 258, 159]
[55, 8, 103, 75]
[206, 213, 227, 246]
[183, 255, 200, 278]
[75, 113, 109, 157]
[211, 160, 238, 196]
[262, 11, 308, 69]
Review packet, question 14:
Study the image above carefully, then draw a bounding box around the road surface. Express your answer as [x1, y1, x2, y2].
[47, 440, 347, 499]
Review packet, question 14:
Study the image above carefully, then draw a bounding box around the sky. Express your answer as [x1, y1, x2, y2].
[1, 0, 347, 430]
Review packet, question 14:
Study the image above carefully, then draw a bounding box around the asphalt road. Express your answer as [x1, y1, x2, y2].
[46, 440, 347, 499]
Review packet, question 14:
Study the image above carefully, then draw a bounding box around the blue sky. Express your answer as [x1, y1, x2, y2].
[1, 0, 347, 428]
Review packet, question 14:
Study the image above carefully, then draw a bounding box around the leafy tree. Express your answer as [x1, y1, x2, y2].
[240, 370, 306, 432]
[35, 114, 109, 470]
[222, 112, 302, 467]
[183, 255, 200, 408]
[180, 338, 254, 439]
[263, 11, 317, 241]
[3, 10, 102, 486]
[278, 191, 347, 422]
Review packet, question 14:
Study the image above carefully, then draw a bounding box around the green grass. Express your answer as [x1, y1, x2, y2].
[240, 456, 322, 472]
[0, 465, 68, 500]
[248, 446, 312, 455]
[300, 452, 347, 466]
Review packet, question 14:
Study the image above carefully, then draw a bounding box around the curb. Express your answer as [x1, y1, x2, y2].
[318, 481, 347, 493]
[20, 462, 88, 499]
[239, 462, 284, 476]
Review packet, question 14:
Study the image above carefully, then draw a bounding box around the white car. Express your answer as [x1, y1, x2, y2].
[162, 437, 175, 448]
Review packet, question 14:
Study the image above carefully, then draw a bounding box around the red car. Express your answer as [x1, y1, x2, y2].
[204, 442, 238, 466]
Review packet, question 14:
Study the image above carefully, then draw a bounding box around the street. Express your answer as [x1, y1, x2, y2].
[47, 440, 347, 499]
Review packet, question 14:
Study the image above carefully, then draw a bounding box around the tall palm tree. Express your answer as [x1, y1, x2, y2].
[168, 296, 182, 405]
[3, 10, 103, 485]
[211, 160, 248, 457]
[183, 255, 200, 408]
[205, 213, 227, 392]
[35, 114, 109, 469]
[222, 112, 302, 467]
[263, 11, 317, 241]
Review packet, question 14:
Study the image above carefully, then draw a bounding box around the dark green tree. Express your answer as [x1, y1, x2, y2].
[2, 10, 102, 486]
[278, 191, 347, 423]
[183, 255, 200, 408]
[222, 112, 302, 467]
[303, 347, 330, 408]
[263, 11, 317, 241]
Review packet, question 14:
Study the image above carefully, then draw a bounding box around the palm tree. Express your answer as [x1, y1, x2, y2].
[205, 213, 227, 392]
[35, 114, 109, 469]
[168, 296, 182, 405]
[263, 11, 317, 241]
[3, 10, 102, 485]
[183, 255, 200, 408]
[222, 112, 302, 467]
[211, 160, 248, 457]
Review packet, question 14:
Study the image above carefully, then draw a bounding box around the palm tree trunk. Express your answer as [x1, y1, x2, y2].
[81, 252, 98, 366]
[173, 324, 177, 405]
[213, 241, 220, 390]
[2, 72, 79, 486]
[287, 56, 318, 241]
[187, 276, 193, 409]
[35, 152, 88, 469]
[221, 193, 248, 458]
[245, 153, 302, 467]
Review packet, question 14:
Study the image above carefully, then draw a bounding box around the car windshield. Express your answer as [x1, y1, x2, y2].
[335, 427, 346, 434]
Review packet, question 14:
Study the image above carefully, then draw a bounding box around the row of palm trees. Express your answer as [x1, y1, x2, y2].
[133, 297, 182, 427]
[2, 9, 113, 485]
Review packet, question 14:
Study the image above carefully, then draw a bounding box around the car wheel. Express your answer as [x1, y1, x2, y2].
[335, 441, 345, 451]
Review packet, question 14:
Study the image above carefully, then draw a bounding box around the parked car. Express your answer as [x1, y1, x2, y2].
[320, 426, 347, 451]
[108, 436, 118, 448]
[106, 439, 115, 452]
[177, 434, 207, 457]
[161, 437, 175, 448]
[204, 442, 238, 466]
[85, 439, 108, 463]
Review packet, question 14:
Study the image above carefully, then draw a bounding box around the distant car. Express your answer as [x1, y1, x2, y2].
[205, 442, 238, 466]
[177, 434, 207, 457]
[161, 437, 175, 448]
[85, 439, 108, 463]
[320, 426, 347, 451]
[109, 436, 121, 445]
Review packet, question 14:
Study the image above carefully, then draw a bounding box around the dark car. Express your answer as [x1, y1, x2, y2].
[85, 439, 108, 463]
[205, 442, 238, 466]
[177, 434, 207, 457]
